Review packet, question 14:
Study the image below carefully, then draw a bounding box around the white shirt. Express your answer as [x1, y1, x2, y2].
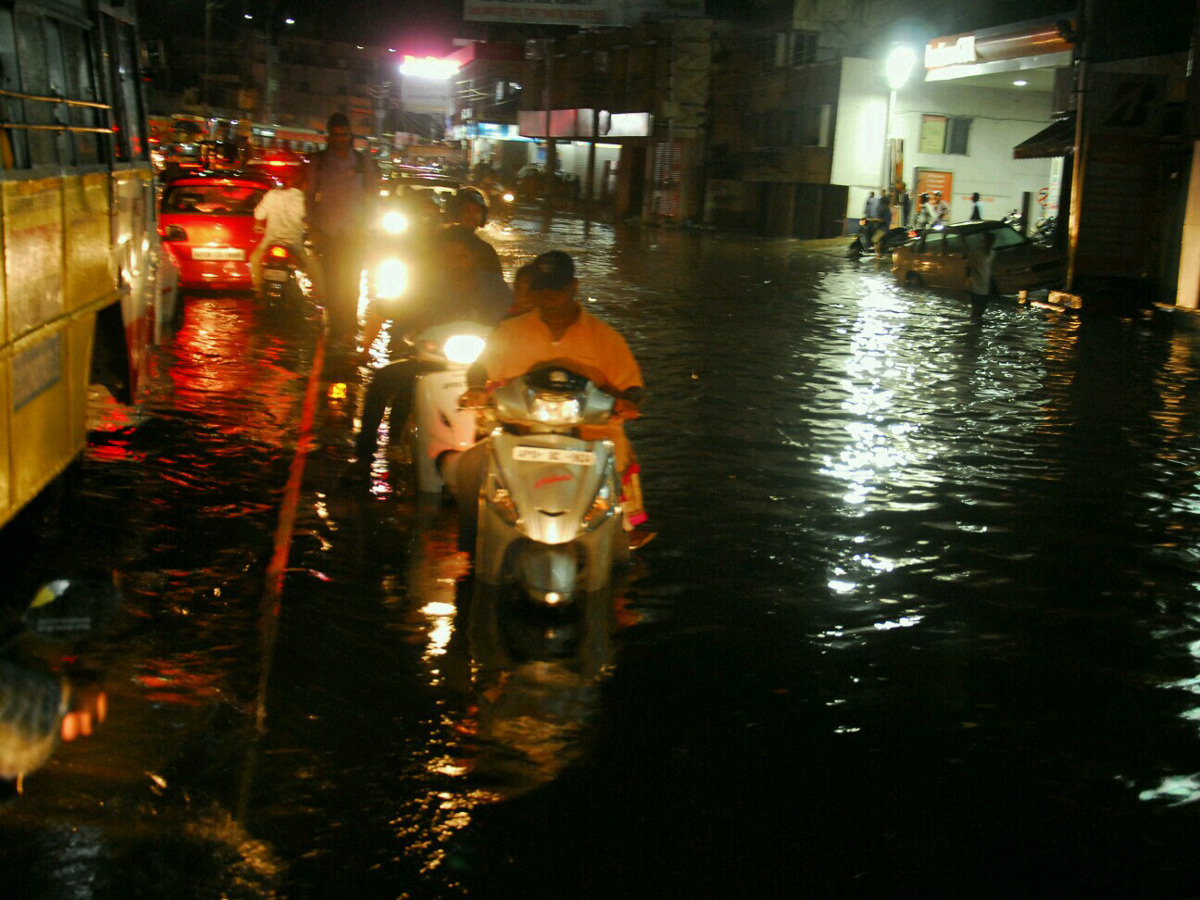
[254, 187, 306, 244]
[968, 245, 994, 295]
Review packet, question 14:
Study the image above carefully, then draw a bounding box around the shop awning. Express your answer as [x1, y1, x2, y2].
[1013, 112, 1075, 159]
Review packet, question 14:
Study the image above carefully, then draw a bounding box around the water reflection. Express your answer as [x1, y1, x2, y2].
[461, 583, 620, 795]
[399, 501, 626, 800]
[1, 578, 119, 794]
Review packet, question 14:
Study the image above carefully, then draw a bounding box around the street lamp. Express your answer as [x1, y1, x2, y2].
[882, 45, 916, 218]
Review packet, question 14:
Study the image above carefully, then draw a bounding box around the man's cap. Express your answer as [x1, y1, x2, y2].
[529, 251, 575, 290]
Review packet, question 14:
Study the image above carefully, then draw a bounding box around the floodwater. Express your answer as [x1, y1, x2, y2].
[4, 218, 1200, 897]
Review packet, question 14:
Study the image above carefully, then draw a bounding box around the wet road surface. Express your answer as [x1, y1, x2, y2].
[3, 217, 1200, 896]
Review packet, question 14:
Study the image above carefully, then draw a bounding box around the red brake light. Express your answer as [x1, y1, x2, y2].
[268, 245, 290, 259]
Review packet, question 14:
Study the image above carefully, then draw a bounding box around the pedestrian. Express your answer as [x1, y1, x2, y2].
[305, 112, 380, 347]
[895, 181, 911, 227]
[912, 193, 933, 231]
[969, 191, 983, 221]
[862, 191, 877, 221]
[966, 230, 996, 319]
[872, 192, 892, 258]
[930, 190, 949, 225]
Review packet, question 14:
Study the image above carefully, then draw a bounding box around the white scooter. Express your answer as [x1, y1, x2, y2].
[409, 320, 491, 494]
[468, 366, 629, 605]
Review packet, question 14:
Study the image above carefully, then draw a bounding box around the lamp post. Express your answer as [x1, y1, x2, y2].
[883, 45, 916, 222]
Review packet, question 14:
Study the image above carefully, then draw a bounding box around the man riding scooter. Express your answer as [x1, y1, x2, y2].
[443, 250, 651, 549]
[350, 227, 510, 478]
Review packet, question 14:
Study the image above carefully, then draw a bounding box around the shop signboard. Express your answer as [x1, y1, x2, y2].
[914, 168, 953, 206]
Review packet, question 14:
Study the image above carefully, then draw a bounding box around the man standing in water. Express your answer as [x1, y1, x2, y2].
[306, 112, 379, 347]
[967, 230, 996, 319]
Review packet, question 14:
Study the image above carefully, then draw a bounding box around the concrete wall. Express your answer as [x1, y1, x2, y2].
[831, 57, 1059, 226]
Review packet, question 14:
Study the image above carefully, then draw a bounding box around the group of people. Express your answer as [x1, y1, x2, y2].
[250, 111, 650, 542]
[859, 183, 954, 257]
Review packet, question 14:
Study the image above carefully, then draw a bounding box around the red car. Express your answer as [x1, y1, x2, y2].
[159, 171, 275, 290]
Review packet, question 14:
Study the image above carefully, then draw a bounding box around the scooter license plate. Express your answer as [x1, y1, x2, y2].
[264, 268, 290, 282]
[513, 446, 595, 466]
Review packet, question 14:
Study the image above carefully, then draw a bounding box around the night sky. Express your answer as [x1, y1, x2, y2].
[141, 0, 1078, 54]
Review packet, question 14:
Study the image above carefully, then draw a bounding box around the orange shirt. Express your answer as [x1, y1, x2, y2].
[479, 308, 642, 393]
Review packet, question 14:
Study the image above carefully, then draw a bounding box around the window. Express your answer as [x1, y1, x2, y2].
[792, 31, 818, 66]
[920, 114, 971, 155]
[15, 11, 57, 167]
[60, 23, 102, 166]
[0, 7, 28, 169]
[945, 117, 971, 155]
[799, 104, 831, 147]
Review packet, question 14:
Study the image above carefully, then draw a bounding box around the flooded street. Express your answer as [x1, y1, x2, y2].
[4, 217, 1200, 896]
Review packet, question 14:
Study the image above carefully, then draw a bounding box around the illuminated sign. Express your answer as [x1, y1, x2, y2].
[925, 36, 976, 69]
[399, 56, 461, 79]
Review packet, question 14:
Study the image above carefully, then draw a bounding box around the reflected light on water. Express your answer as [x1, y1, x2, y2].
[1138, 774, 1200, 806]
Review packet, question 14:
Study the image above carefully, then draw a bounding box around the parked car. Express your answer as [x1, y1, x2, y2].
[891, 220, 1066, 294]
[159, 171, 274, 290]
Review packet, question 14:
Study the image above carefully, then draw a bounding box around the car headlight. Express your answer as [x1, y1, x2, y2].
[381, 210, 408, 234]
[375, 258, 408, 300]
[443, 334, 486, 365]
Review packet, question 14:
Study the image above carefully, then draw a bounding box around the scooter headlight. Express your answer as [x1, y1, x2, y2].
[375, 258, 408, 300]
[443, 334, 486, 365]
[529, 395, 582, 425]
[381, 210, 408, 234]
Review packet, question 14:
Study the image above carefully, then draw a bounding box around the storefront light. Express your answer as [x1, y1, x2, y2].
[886, 46, 917, 91]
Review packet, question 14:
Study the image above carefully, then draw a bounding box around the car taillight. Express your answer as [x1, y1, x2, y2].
[161, 225, 186, 241]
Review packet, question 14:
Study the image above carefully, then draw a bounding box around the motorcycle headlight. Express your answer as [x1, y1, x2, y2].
[381, 210, 408, 234]
[501, 192, 515, 203]
[375, 258, 408, 300]
[443, 334, 486, 365]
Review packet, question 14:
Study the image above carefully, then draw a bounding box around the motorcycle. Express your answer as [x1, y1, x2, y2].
[486, 185, 516, 221]
[258, 240, 306, 306]
[466, 366, 629, 606]
[1002, 209, 1024, 232]
[1032, 214, 1058, 247]
[409, 320, 491, 495]
[848, 219, 909, 259]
